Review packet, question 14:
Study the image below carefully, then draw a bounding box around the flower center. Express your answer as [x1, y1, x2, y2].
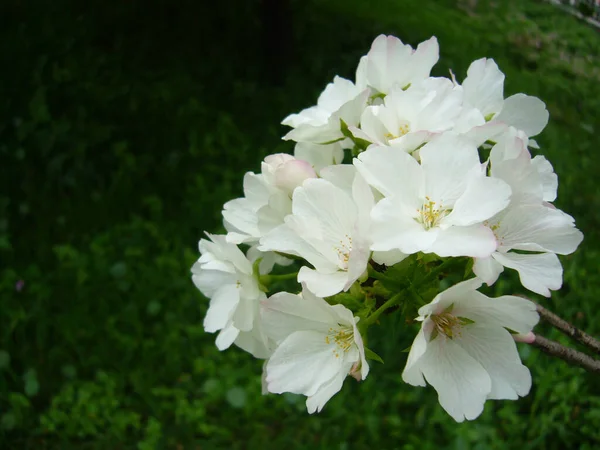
[430, 308, 474, 341]
[416, 196, 449, 230]
[431, 312, 462, 339]
[384, 122, 410, 141]
[325, 325, 354, 358]
[334, 234, 353, 270]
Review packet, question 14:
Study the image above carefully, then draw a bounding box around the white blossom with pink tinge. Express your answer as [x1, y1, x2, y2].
[403, 278, 539, 422]
[262, 288, 368, 413]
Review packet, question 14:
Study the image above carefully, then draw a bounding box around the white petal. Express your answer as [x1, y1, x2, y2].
[317, 76, 361, 113]
[261, 291, 340, 344]
[462, 58, 505, 117]
[282, 106, 328, 128]
[298, 266, 349, 298]
[203, 284, 240, 333]
[462, 121, 507, 147]
[284, 121, 344, 144]
[243, 172, 272, 207]
[496, 205, 583, 255]
[417, 336, 491, 422]
[531, 155, 557, 202]
[353, 106, 388, 144]
[215, 323, 240, 351]
[294, 142, 345, 174]
[429, 225, 497, 258]
[354, 144, 423, 198]
[366, 35, 439, 94]
[444, 176, 511, 227]
[334, 88, 370, 128]
[259, 222, 332, 271]
[455, 324, 532, 400]
[292, 179, 357, 237]
[492, 252, 562, 297]
[235, 324, 273, 359]
[204, 234, 253, 275]
[372, 249, 409, 266]
[420, 134, 481, 205]
[222, 198, 260, 243]
[371, 198, 439, 254]
[495, 94, 549, 137]
[452, 290, 539, 335]
[191, 266, 236, 298]
[266, 330, 345, 397]
[473, 256, 504, 285]
[256, 192, 292, 235]
[402, 325, 428, 387]
[306, 363, 352, 414]
[231, 292, 257, 332]
[320, 164, 357, 193]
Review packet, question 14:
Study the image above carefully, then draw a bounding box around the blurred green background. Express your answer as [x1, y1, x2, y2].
[1, 0, 599, 448]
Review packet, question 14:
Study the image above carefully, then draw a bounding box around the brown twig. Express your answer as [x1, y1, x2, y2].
[535, 303, 600, 354]
[531, 335, 600, 374]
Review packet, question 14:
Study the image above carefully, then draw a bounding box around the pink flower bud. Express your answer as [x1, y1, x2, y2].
[349, 361, 363, 381]
[512, 331, 535, 344]
[275, 159, 317, 193]
[263, 153, 296, 170]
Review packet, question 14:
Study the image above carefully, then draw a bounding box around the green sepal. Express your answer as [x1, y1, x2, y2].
[458, 317, 475, 326]
[253, 258, 269, 292]
[319, 137, 345, 145]
[369, 91, 386, 101]
[429, 328, 439, 342]
[364, 347, 384, 364]
[442, 303, 455, 314]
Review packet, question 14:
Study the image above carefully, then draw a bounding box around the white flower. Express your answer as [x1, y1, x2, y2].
[223, 153, 316, 245]
[472, 136, 584, 296]
[191, 234, 264, 350]
[474, 204, 583, 296]
[462, 58, 549, 138]
[349, 77, 464, 152]
[355, 134, 512, 258]
[362, 34, 439, 95]
[262, 289, 369, 413]
[488, 132, 557, 203]
[282, 76, 370, 146]
[402, 278, 539, 422]
[259, 172, 373, 297]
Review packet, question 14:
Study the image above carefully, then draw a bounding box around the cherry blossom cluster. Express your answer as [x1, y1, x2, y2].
[191, 35, 583, 422]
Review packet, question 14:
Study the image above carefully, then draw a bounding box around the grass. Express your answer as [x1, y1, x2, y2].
[0, 0, 599, 448]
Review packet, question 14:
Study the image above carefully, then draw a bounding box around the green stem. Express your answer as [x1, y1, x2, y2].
[419, 257, 462, 285]
[364, 291, 405, 326]
[368, 264, 399, 284]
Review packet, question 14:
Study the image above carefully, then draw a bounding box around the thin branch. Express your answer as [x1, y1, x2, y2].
[535, 302, 600, 354]
[531, 335, 600, 374]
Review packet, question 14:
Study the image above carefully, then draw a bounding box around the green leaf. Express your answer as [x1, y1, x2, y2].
[364, 347, 384, 364]
[463, 258, 474, 279]
[0, 350, 10, 370]
[24, 379, 39, 397]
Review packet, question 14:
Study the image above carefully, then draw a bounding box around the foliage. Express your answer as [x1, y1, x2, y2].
[0, 0, 599, 448]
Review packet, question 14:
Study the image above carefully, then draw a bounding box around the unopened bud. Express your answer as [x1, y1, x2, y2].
[512, 331, 535, 344]
[275, 159, 317, 193]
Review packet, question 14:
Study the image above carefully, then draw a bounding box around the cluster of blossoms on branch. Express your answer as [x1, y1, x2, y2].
[191, 35, 583, 421]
